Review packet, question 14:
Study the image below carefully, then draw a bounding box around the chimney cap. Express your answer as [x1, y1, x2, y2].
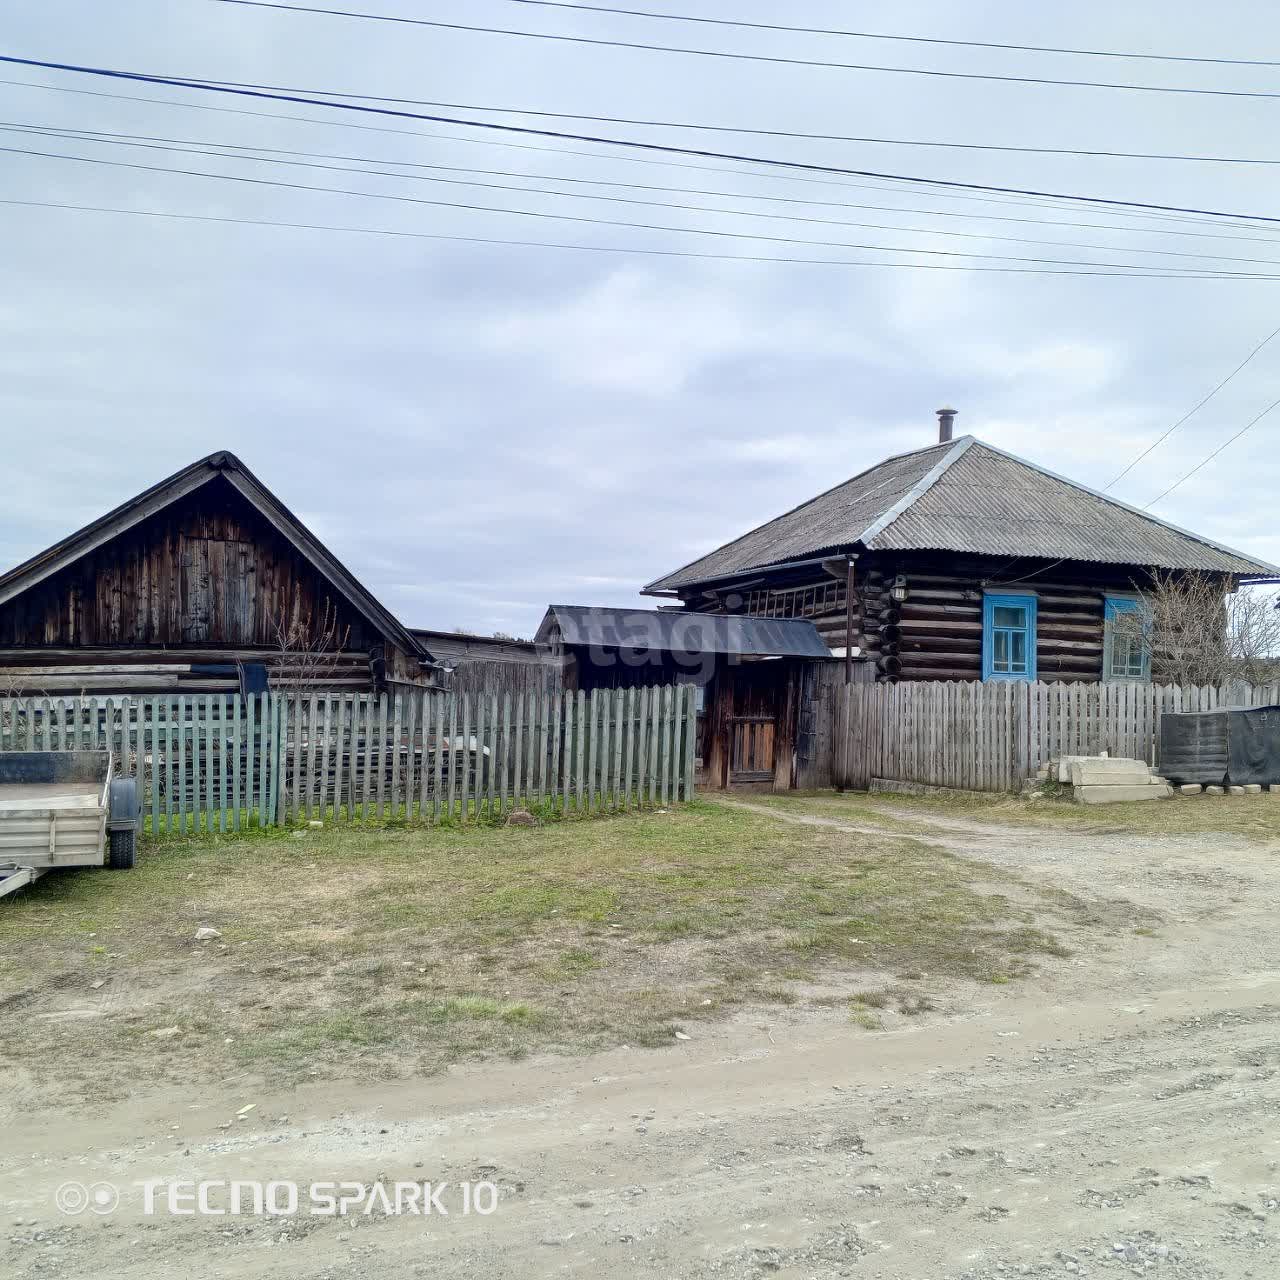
[936, 405, 957, 443]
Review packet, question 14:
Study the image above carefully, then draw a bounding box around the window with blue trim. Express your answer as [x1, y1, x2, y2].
[1103, 596, 1151, 681]
[982, 593, 1037, 681]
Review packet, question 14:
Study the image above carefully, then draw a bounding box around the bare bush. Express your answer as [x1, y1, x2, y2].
[269, 599, 351, 691]
[1111, 570, 1280, 686]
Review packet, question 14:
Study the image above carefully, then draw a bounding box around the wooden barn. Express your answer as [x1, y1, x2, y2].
[644, 410, 1280, 685]
[0, 451, 435, 696]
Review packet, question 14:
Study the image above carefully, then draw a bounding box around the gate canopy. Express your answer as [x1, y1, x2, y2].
[536, 605, 830, 658]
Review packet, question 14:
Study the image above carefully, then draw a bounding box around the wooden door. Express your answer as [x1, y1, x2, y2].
[729, 715, 775, 782]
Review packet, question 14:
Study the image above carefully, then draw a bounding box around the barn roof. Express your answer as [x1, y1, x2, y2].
[644, 435, 1280, 592]
[0, 451, 429, 658]
[536, 605, 831, 658]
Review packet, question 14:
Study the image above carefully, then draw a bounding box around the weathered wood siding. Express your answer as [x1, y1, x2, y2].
[0, 476, 374, 650]
[677, 552, 1225, 685]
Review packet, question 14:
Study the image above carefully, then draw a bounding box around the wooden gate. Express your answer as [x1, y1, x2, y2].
[706, 660, 804, 790]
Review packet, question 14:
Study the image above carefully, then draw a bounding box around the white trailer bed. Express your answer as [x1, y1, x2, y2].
[0, 752, 141, 898]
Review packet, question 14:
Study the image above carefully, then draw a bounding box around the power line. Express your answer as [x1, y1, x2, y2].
[1147, 396, 1280, 505]
[5, 195, 1245, 278]
[490, 0, 1280, 69]
[17, 121, 1280, 270]
[12, 141, 1271, 277]
[206, 0, 1280, 101]
[18, 75, 1279, 245]
[10, 55, 1280, 228]
[124, 83, 1280, 169]
[1105, 321, 1280, 488]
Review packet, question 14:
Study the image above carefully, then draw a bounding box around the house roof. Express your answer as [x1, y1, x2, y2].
[536, 605, 831, 658]
[0, 451, 430, 660]
[644, 435, 1280, 591]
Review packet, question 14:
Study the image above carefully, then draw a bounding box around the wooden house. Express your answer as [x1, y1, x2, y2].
[0, 451, 435, 695]
[644, 410, 1280, 685]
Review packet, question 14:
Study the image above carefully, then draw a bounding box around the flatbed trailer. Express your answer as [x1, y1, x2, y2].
[0, 751, 141, 899]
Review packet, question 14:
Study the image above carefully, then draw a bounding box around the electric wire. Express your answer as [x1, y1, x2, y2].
[205, 0, 1280, 101]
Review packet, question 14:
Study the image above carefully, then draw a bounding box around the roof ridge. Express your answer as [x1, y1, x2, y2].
[949, 438, 1280, 576]
[641, 434, 959, 593]
[855, 436, 975, 544]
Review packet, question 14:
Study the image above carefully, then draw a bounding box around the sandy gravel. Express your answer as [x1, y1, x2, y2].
[4, 799, 1280, 1280]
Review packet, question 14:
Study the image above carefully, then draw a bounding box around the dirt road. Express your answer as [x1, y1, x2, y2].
[5, 799, 1280, 1279]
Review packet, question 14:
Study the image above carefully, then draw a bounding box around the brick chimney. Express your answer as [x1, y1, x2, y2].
[936, 406, 957, 443]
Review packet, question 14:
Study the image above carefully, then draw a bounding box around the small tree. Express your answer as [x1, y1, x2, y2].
[1111, 570, 1280, 686]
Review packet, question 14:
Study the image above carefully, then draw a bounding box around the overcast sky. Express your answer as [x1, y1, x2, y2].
[4, 0, 1280, 635]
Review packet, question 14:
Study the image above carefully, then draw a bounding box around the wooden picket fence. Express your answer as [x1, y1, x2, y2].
[834, 679, 1280, 793]
[0, 685, 697, 832]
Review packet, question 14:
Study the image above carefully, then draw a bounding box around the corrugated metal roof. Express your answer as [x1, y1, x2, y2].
[645, 436, 1279, 590]
[537, 605, 831, 658]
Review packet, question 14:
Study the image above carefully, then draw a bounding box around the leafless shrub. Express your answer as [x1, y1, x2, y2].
[269, 599, 351, 692]
[1111, 570, 1280, 686]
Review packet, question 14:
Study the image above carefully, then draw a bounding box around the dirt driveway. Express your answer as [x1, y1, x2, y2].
[5, 796, 1280, 1279]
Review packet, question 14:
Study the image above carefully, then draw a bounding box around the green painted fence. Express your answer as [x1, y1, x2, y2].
[0, 685, 697, 831]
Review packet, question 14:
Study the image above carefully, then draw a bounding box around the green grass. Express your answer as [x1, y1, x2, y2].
[0, 798, 1086, 1097]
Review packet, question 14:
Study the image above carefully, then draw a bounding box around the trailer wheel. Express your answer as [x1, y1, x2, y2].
[108, 829, 136, 870]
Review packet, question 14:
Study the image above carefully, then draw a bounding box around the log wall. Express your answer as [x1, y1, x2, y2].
[675, 552, 1218, 685]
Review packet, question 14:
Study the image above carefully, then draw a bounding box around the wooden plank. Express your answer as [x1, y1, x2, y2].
[355, 694, 370, 823]
[444, 694, 457, 822]
[619, 688, 633, 809]
[484, 694, 498, 818]
[549, 690, 562, 813]
[647, 686, 660, 806]
[402, 690, 417, 822]
[418, 694, 433, 822]
[656, 686, 670, 805]
[431, 693, 445, 823]
[560, 691, 572, 818]
[574, 690, 587, 812]
[175, 694, 187, 833]
[216, 696, 227, 833]
[458, 694, 472, 824]
[471, 693, 486, 822]
[389, 692, 403, 821]
[524, 690, 537, 808]
[682, 683, 697, 798]
[610, 688, 624, 808]
[496, 693, 510, 816]
[512, 692, 525, 808]
[585, 690, 599, 813]
[536, 691, 549, 807]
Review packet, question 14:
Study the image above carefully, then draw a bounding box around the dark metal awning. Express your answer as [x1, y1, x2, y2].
[536, 605, 831, 658]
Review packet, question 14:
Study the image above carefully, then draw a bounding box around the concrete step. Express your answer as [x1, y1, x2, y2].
[1074, 782, 1171, 805]
[1068, 758, 1155, 787]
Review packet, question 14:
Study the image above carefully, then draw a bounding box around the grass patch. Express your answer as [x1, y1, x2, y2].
[0, 798, 1083, 1097]
[759, 787, 1280, 843]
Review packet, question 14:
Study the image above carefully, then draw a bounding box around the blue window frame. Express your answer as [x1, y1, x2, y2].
[982, 593, 1037, 681]
[1103, 596, 1151, 681]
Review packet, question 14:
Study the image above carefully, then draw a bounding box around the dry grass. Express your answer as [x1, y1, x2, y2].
[0, 799, 1083, 1099]
[755, 788, 1280, 842]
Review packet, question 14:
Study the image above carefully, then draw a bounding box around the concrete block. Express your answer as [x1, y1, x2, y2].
[1205, 785, 1225, 795]
[1243, 784, 1263, 794]
[1069, 759, 1153, 787]
[1074, 783, 1172, 805]
[1228, 785, 1246, 796]
[1178, 784, 1203, 796]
